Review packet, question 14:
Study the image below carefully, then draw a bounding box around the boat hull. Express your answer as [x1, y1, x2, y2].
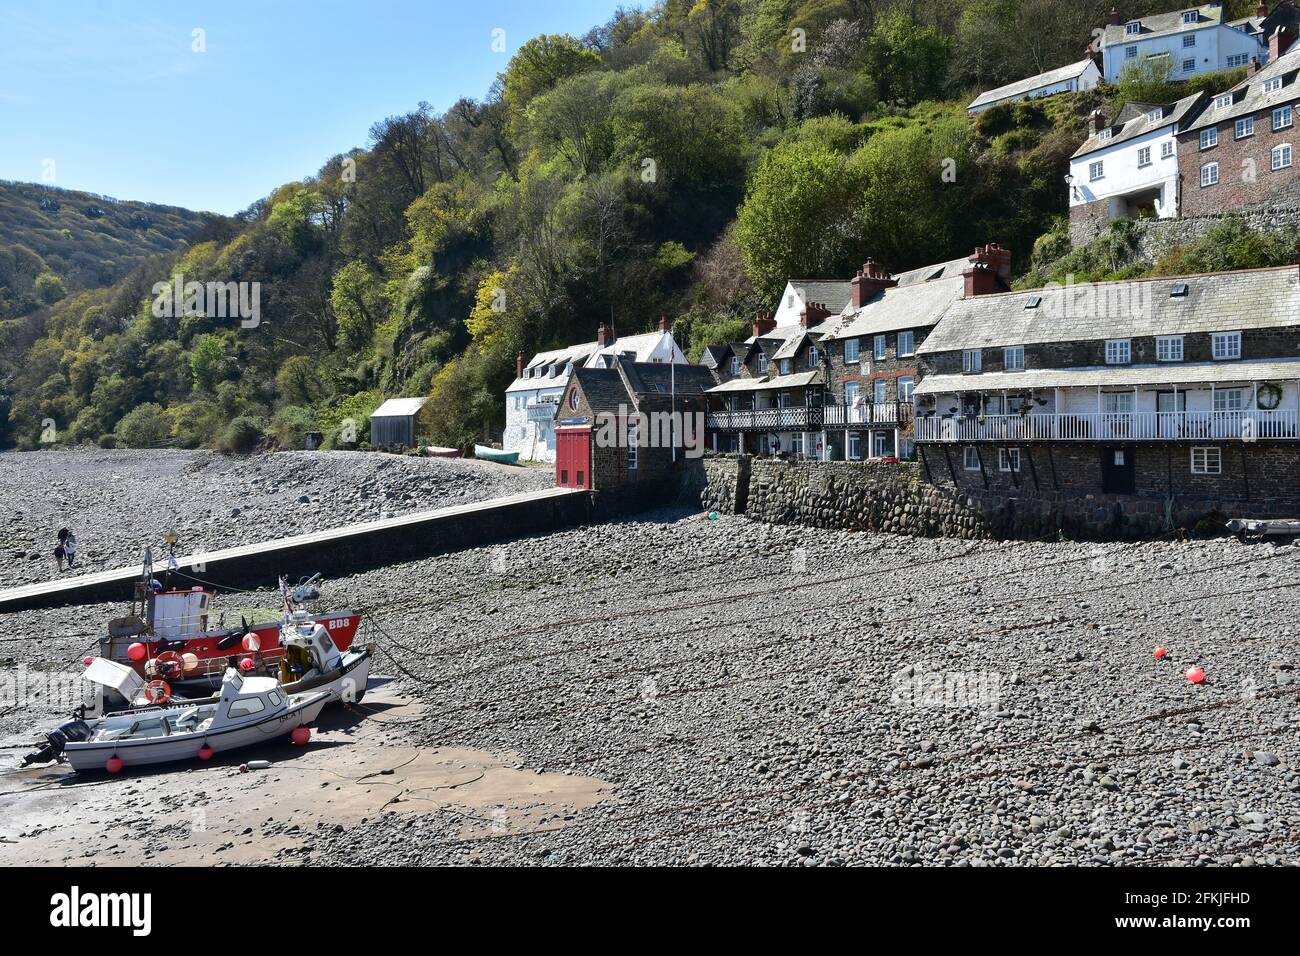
[474, 445, 520, 465]
[64, 694, 328, 771]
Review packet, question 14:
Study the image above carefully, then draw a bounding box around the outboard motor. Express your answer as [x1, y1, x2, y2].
[22, 718, 92, 766]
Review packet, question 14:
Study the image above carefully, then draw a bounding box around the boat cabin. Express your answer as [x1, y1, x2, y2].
[149, 587, 213, 640]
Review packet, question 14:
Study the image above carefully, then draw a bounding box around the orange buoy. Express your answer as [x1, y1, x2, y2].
[1186, 666, 1206, 684]
[181, 652, 200, 674]
[105, 756, 124, 774]
[242, 633, 261, 653]
[127, 642, 147, 662]
[291, 727, 311, 747]
[1154, 646, 1168, 660]
[198, 744, 214, 761]
[144, 679, 172, 705]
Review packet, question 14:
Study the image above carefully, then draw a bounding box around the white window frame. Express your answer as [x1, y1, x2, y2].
[1235, 117, 1254, 139]
[780, 358, 793, 376]
[1263, 77, 1283, 93]
[844, 381, 860, 408]
[1215, 93, 1232, 109]
[1182, 11, 1197, 25]
[1212, 331, 1242, 360]
[873, 334, 887, 360]
[897, 330, 915, 357]
[1156, 335, 1184, 362]
[1213, 388, 1246, 411]
[807, 345, 819, 368]
[1183, 32, 1196, 46]
[790, 432, 804, 456]
[1089, 160, 1104, 181]
[1003, 345, 1025, 371]
[1200, 127, 1218, 149]
[1191, 446, 1221, 475]
[1201, 161, 1219, 186]
[1273, 143, 1292, 171]
[962, 350, 982, 373]
[1182, 58, 1195, 73]
[1274, 105, 1293, 130]
[873, 378, 888, 404]
[998, 448, 1021, 473]
[847, 432, 862, 461]
[758, 352, 768, 373]
[1161, 141, 1175, 159]
[1126, 21, 1141, 35]
[1137, 146, 1152, 167]
[729, 356, 740, 376]
[1126, 45, 1138, 59]
[897, 376, 915, 403]
[843, 338, 860, 363]
[963, 446, 980, 471]
[1105, 339, 1131, 365]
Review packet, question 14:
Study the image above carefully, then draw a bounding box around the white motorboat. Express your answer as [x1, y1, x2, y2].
[57, 669, 328, 772]
[276, 612, 371, 704]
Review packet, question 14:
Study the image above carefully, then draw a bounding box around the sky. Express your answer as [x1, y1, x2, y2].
[0, 0, 628, 214]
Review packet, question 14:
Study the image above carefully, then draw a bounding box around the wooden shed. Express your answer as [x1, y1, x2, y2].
[369, 397, 428, 449]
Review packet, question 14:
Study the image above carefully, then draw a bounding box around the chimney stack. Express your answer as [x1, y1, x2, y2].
[597, 321, 614, 348]
[516, 351, 525, 379]
[1089, 109, 1107, 134]
[1270, 26, 1295, 61]
[799, 301, 832, 329]
[963, 243, 1013, 298]
[1248, 55, 1260, 76]
[658, 316, 671, 333]
[851, 259, 899, 309]
[752, 311, 776, 338]
[1108, 7, 1121, 26]
[1259, 1, 1269, 18]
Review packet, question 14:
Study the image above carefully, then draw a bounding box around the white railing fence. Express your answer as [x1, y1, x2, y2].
[914, 410, 1300, 442]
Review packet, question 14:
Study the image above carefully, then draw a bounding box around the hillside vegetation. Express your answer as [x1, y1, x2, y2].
[0, 0, 1274, 451]
[0, 180, 226, 317]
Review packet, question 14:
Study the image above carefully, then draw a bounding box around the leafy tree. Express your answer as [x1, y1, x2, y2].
[866, 10, 953, 106]
[114, 402, 171, 447]
[34, 271, 67, 304]
[503, 34, 602, 114]
[189, 334, 228, 393]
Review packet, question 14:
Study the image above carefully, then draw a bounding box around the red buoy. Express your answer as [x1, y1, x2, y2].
[242, 634, 261, 653]
[82, 657, 94, 666]
[239, 657, 255, 672]
[291, 727, 311, 747]
[105, 756, 124, 774]
[1154, 646, 1168, 660]
[127, 642, 147, 663]
[1186, 666, 1206, 685]
[198, 744, 214, 761]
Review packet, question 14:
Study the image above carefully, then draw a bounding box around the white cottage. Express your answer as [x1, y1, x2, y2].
[1068, 92, 1209, 237]
[1100, 4, 1270, 84]
[503, 320, 688, 463]
[967, 58, 1102, 115]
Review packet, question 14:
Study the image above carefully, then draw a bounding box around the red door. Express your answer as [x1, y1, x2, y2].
[556, 428, 591, 489]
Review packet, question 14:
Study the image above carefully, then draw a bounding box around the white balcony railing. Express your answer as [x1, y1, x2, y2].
[823, 403, 911, 427]
[706, 407, 823, 431]
[914, 410, 1300, 443]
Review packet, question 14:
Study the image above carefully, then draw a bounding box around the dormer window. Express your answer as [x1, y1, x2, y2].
[758, 353, 768, 373]
[1182, 11, 1197, 24]
[1126, 21, 1141, 35]
[729, 357, 740, 375]
[779, 359, 793, 375]
[1215, 93, 1232, 109]
[1263, 77, 1283, 93]
[1098, 128, 1113, 142]
[808, 346, 819, 368]
[1147, 108, 1163, 122]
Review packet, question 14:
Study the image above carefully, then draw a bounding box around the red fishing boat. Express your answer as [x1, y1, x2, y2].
[97, 555, 361, 698]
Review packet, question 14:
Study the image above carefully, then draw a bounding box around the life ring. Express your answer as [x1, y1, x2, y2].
[146, 651, 184, 680]
[144, 680, 172, 705]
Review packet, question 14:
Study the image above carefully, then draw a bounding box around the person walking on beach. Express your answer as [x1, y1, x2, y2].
[54, 528, 68, 572]
[63, 528, 77, 569]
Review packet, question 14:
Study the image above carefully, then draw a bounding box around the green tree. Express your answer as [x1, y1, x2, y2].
[114, 402, 171, 447]
[189, 334, 228, 392]
[34, 271, 67, 304]
[503, 34, 602, 114]
[867, 11, 953, 106]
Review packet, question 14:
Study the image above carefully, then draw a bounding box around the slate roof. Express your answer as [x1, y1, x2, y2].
[968, 59, 1096, 112]
[893, 256, 971, 286]
[370, 397, 428, 418]
[706, 371, 824, 394]
[818, 276, 966, 341]
[773, 330, 814, 361]
[624, 362, 717, 397]
[915, 357, 1300, 395]
[786, 279, 854, 314]
[589, 330, 671, 365]
[916, 266, 1300, 354]
[700, 344, 731, 369]
[1073, 92, 1207, 158]
[1102, 4, 1224, 45]
[1184, 45, 1300, 133]
[569, 367, 631, 414]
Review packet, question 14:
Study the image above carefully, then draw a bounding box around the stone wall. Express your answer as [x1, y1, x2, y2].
[1070, 205, 1300, 263]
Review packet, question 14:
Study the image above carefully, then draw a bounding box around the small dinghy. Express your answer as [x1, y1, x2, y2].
[29, 669, 329, 772]
[474, 444, 520, 465]
[427, 446, 462, 458]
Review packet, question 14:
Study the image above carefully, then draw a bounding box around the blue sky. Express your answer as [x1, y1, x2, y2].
[0, 0, 627, 214]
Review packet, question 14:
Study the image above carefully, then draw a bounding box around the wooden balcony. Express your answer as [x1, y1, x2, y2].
[706, 407, 824, 431]
[914, 411, 1300, 443]
[823, 403, 913, 428]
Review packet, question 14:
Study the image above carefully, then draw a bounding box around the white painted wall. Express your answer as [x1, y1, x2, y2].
[1105, 24, 1264, 83]
[1070, 124, 1181, 218]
